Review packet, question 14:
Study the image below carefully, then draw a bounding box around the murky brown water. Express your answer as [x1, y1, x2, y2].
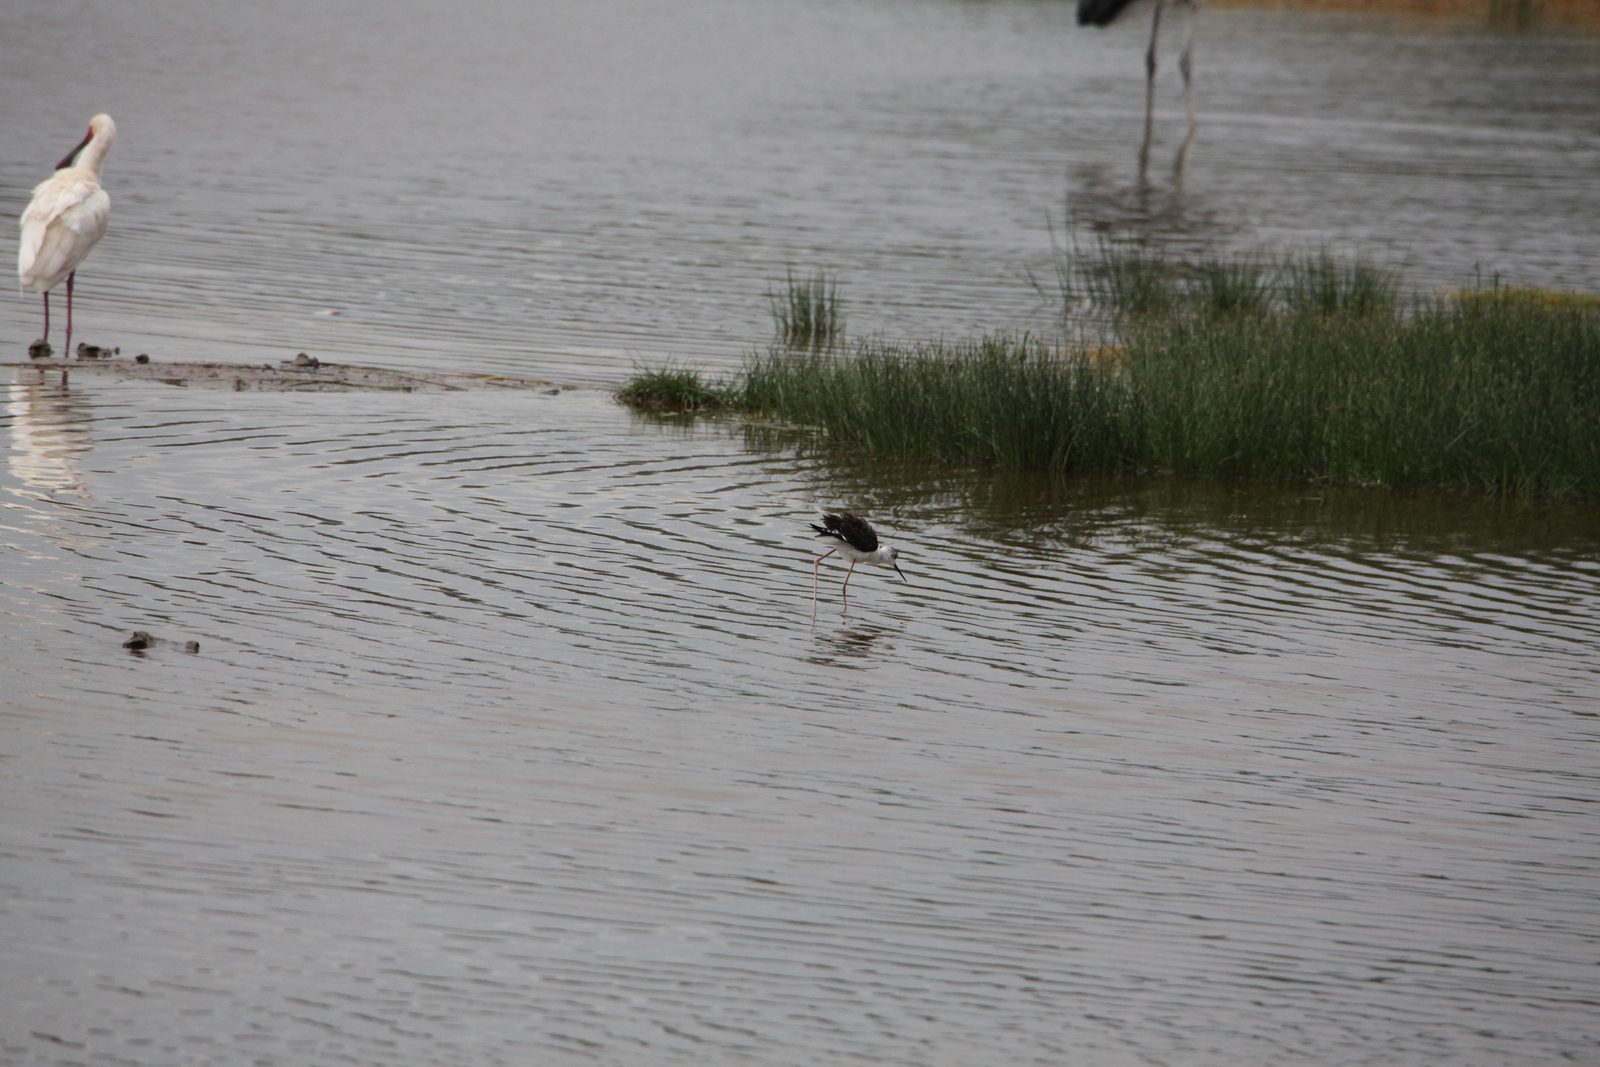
[3, 0, 1599, 1064]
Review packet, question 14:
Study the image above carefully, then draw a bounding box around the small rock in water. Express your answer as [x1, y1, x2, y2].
[134, 353, 150, 364]
[183, 641, 201, 654]
[76, 343, 113, 360]
[284, 352, 321, 370]
[28, 340, 54, 360]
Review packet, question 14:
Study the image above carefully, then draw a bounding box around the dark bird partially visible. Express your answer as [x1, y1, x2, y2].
[1077, 0, 1139, 25]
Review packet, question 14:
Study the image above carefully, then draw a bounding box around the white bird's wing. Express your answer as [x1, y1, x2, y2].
[18, 176, 109, 291]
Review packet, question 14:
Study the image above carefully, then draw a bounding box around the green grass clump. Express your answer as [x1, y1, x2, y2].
[770, 269, 844, 349]
[1280, 252, 1399, 318]
[1126, 294, 1600, 496]
[1073, 241, 1180, 321]
[1052, 238, 1400, 328]
[616, 365, 726, 411]
[1187, 253, 1277, 320]
[737, 335, 1131, 469]
[731, 245, 1600, 499]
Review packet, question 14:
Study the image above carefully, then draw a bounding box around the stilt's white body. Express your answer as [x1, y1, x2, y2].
[830, 542, 897, 568]
[18, 114, 115, 354]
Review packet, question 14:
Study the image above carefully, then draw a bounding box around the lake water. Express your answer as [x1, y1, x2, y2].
[3, 1, 1599, 1065]
[2, 0, 1598, 378]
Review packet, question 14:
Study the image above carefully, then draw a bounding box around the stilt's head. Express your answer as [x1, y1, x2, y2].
[877, 544, 908, 583]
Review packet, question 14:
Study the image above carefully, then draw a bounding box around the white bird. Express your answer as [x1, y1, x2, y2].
[18, 114, 116, 358]
[810, 511, 907, 605]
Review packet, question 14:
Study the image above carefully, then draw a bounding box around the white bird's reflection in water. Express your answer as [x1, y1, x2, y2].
[6, 366, 95, 501]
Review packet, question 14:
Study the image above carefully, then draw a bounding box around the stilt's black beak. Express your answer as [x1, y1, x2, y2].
[894, 563, 908, 583]
[55, 129, 94, 171]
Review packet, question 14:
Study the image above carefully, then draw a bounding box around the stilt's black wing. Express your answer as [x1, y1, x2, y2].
[811, 512, 878, 553]
[1078, 0, 1139, 26]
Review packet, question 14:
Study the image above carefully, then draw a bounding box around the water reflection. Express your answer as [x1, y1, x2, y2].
[1061, 160, 1230, 246]
[795, 455, 1600, 557]
[809, 621, 896, 667]
[4, 367, 94, 501]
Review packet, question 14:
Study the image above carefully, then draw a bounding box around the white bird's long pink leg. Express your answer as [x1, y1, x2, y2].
[41, 292, 52, 351]
[64, 272, 76, 356]
[840, 559, 858, 597]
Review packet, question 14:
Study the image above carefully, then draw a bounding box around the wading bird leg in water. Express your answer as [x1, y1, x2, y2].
[839, 559, 857, 616]
[64, 272, 76, 355]
[1173, 7, 1199, 180]
[1139, 0, 1166, 184]
[812, 546, 836, 622]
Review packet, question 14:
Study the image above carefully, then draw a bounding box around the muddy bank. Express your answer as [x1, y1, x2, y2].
[8, 356, 557, 393]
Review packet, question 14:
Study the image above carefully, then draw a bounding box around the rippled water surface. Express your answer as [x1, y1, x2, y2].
[2, 0, 1598, 378]
[3, 371, 1598, 1065]
[4, 0, 1600, 1064]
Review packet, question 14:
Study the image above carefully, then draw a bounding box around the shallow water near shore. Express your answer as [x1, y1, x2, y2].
[3, 370, 1598, 1064]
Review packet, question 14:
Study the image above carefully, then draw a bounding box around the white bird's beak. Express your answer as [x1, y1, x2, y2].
[55, 129, 94, 171]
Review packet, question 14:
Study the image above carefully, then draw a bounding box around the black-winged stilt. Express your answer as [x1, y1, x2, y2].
[810, 512, 907, 606]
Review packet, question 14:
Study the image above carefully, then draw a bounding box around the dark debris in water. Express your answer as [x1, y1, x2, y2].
[121, 631, 200, 655]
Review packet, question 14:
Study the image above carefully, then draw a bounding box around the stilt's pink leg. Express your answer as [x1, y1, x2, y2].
[64, 272, 76, 356]
[841, 559, 858, 596]
[813, 549, 836, 603]
[812, 548, 837, 625]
